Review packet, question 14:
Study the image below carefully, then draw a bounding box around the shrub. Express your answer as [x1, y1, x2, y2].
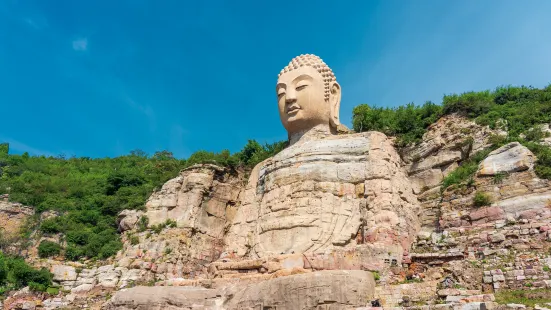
[129, 235, 139, 245]
[442, 149, 493, 190]
[64, 245, 84, 261]
[352, 101, 443, 146]
[0, 253, 53, 290]
[38, 241, 62, 258]
[46, 286, 59, 295]
[98, 240, 122, 259]
[473, 191, 492, 207]
[493, 173, 506, 184]
[40, 218, 63, 234]
[137, 216, 149, 232]
[442, 90, 493, 118]
[28, 281, 47, 292]
[524, 126, 549, 142]
[165, 219, 177, 228]
[0, 140, 286, 261]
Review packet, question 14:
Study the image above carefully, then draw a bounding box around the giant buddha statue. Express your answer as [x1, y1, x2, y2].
[107, 55, 423, 310]
[226, 54, 420, 266]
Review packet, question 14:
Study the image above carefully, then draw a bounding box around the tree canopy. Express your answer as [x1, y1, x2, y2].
[0, 140, 286, 261]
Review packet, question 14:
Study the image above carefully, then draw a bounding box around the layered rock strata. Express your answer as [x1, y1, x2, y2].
[115, 164, 243, 281]
[226, 131, 420, 267]
[104, 270, 376, 310]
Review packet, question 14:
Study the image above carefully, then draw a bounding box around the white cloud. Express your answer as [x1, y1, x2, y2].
[72, 38, 88, 51]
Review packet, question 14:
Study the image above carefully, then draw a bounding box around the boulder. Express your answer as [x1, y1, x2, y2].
[96, 265, 121, 288]
[103, 286, 221, 310]
[478, 142, 535, 176]
[51, 265, 77, 282]
[410, 169, 444, 194]
[71, 283, 94, 294]
[117, 210, 143, 232]
[226, 270, 375, 309]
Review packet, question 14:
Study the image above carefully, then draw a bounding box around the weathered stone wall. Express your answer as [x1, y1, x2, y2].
[104, 270, 376, 310]
[403, 142, 551, 306]
[0, 195, 34, 238]
[113, 164, 243, 283]
[401, 114, 499, 238]
[374, 281, 439, 307]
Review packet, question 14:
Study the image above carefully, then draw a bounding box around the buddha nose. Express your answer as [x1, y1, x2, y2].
[285, 89, 297, 103]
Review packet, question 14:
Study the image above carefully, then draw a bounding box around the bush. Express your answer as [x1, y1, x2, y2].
[38, 241, 62, 258]
[129, 235, 139, 245]
[473, 191, 492, 207]
[0, 253, 53, 290]
[0, 140, 286, 261]
[137, 216, 149, 232]
[352, 101, 442, 146]
[46, 286, 59, 295]
[40, 218, 63, 234]
[442, 90, 493, 117]
[28, 281, 46, 292]
[64, 245, 84, 261]
[442, 148, 495, 190]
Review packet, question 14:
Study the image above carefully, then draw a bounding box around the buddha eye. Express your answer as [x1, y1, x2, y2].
[296, 84, 308, 91]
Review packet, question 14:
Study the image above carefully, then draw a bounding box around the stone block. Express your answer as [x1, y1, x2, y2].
[478, 142, 534, 176]
[51, 265, 78, 282]
[493, 274, 505, 282]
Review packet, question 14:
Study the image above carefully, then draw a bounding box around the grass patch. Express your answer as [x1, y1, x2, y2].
[495, 288, 551, 307]
[442, 148, 493, 190]
[473, 191, 492, 207]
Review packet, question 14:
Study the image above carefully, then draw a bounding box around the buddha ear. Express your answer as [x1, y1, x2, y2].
[329, 82, 341, 128]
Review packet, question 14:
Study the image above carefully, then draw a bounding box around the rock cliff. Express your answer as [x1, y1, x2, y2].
[3, 115, 551, 310]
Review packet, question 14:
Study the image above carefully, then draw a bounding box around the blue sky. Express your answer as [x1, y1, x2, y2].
[1, 0, 550, 158]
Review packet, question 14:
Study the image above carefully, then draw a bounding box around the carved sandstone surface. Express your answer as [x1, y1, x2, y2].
[105, 54, 419, 309]
[477, 142, 535, 176]
[104, 270, 375, 310]
[226, 131, 420, 261]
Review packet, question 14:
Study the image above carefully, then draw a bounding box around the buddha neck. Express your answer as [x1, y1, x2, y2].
[288, 124, 333, 146]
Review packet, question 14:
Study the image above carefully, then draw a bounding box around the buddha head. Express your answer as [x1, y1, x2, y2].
[276, 54, 342, 137]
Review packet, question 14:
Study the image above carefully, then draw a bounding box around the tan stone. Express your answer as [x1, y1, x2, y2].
[226, 132, 419, 258]
[117, 210, 143, 232]
[276, 54, 341, 138]
[51, 265, 77, 282]
[478, 142, 535, 176]
[225, 270, 375, 309]
[0, 200, 34, 238]
[225, 55, 420, 260]
[103, 286, 221, 310]
[410, 169, 444, 194]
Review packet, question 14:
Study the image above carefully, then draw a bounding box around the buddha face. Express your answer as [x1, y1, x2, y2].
[276, 65, 341, 135]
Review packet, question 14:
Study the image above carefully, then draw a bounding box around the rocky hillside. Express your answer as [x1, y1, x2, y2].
[1, 84, 551, 309]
